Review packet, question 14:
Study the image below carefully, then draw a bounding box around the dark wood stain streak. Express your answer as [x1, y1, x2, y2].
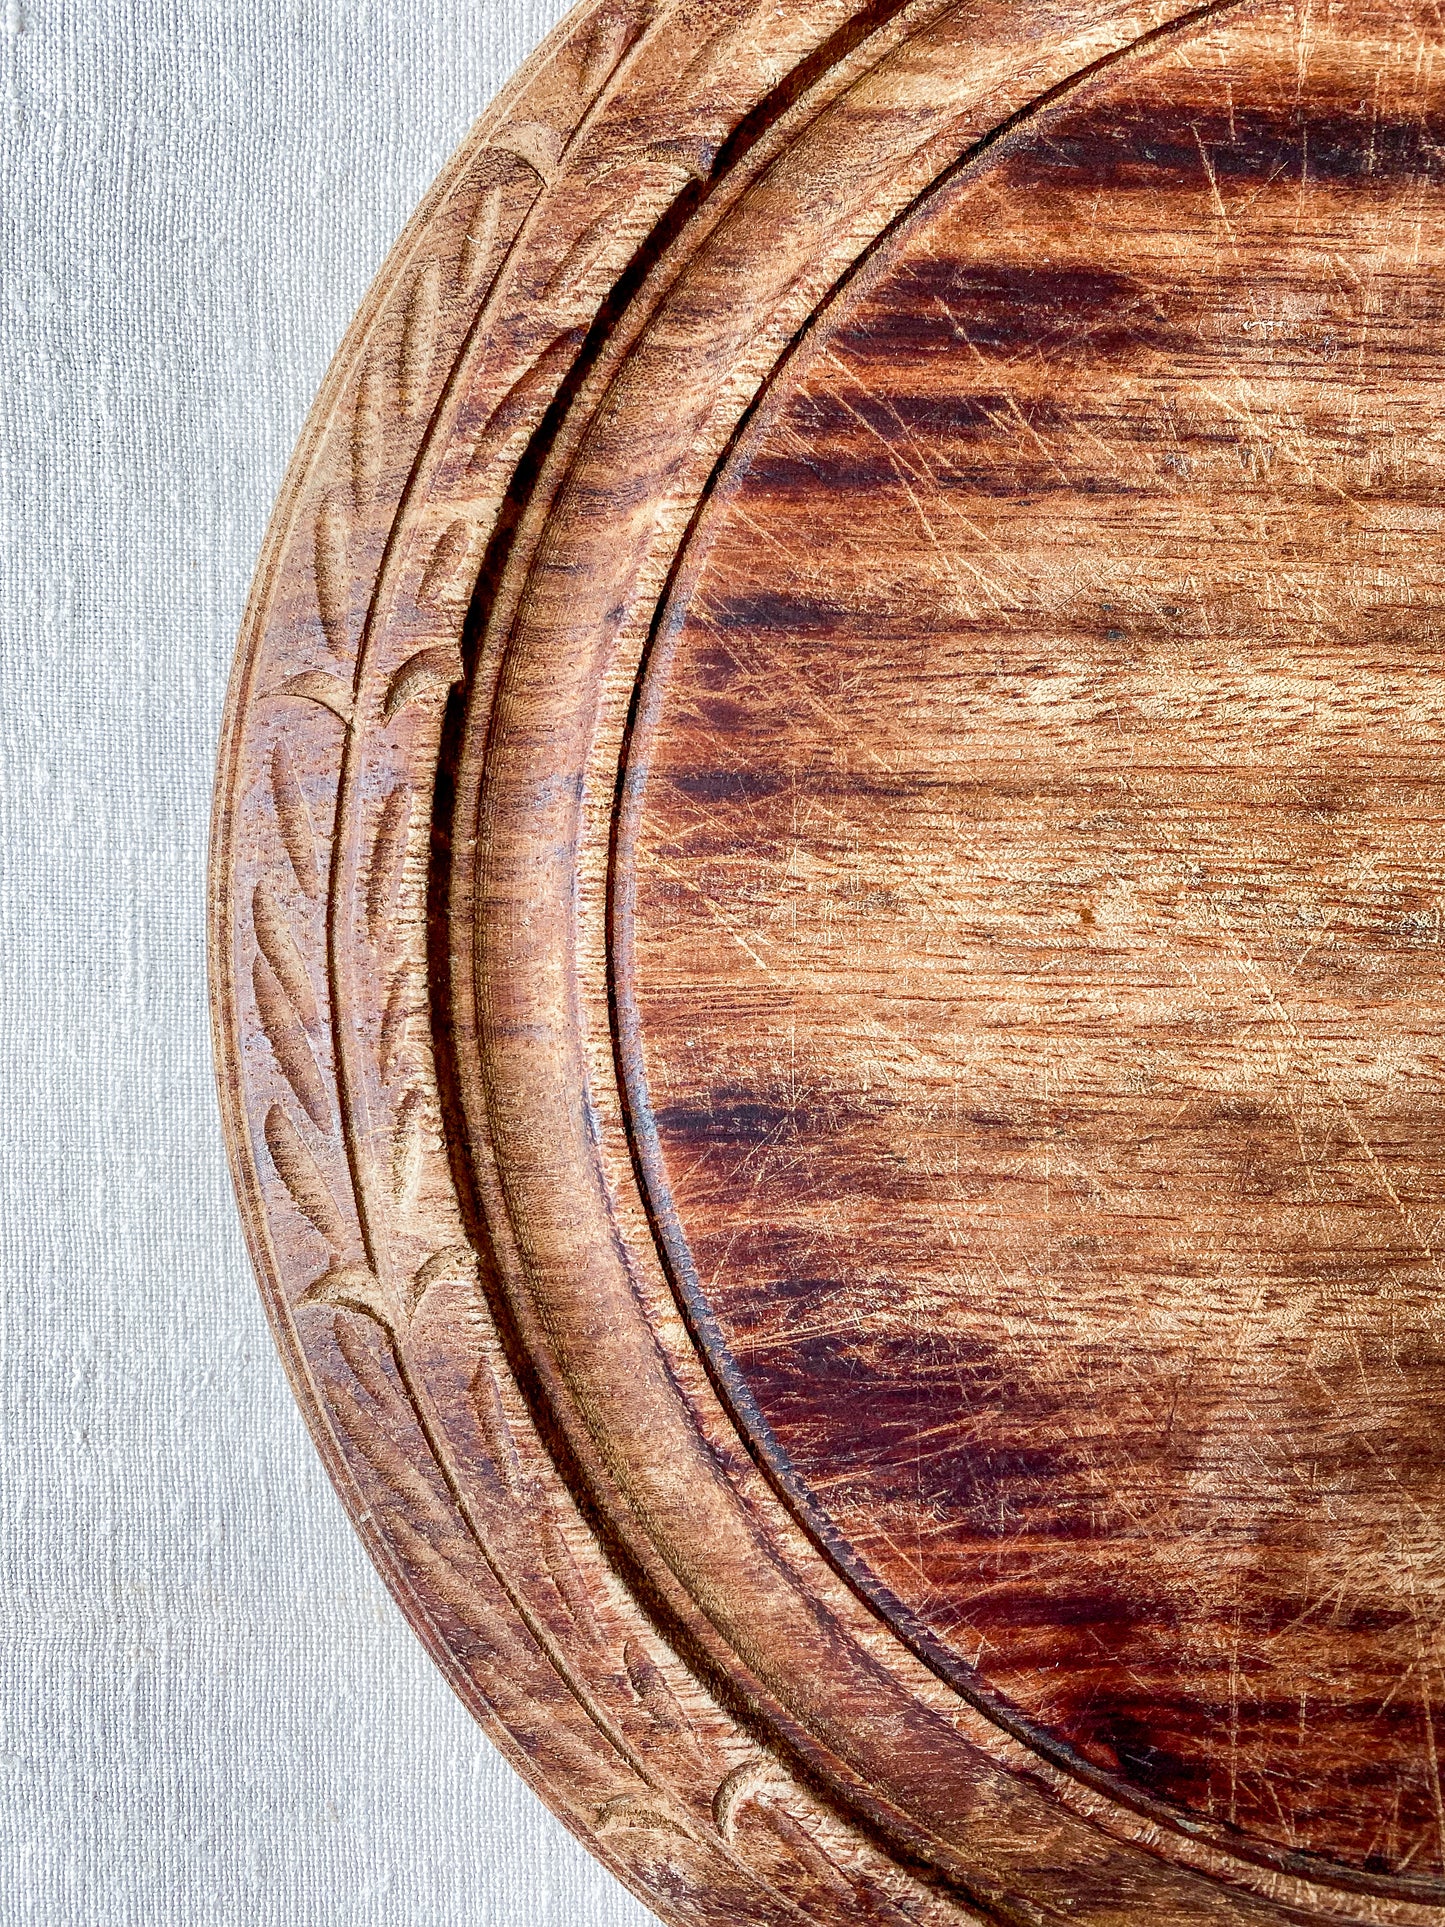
[628, 0, 1445, 1887]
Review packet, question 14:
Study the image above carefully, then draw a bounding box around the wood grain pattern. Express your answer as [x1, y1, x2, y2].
[210, 1, 1445, 1919]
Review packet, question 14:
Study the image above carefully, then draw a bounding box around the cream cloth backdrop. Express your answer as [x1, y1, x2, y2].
[0, 2, 657, 1921]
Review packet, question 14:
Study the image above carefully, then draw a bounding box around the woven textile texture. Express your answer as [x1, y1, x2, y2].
[0, 2, 658, 1921]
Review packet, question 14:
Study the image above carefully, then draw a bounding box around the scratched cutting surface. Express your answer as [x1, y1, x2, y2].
[626, 0, 1445, 1879]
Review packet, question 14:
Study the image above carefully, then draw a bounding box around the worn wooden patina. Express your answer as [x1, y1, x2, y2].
[212, 0, 1445, 1918]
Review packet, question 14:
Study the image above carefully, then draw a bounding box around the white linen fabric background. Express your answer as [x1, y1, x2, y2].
[0, 2, 658, 1921]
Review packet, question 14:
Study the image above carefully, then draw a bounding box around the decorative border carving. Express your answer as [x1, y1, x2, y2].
[210, 4, 1445, 1921]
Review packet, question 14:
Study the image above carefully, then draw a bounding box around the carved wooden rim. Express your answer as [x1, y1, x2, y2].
[211, 3, 1445, 1920]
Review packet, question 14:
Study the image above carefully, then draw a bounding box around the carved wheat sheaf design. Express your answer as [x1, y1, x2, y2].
[218, 3, 1331, 1918]
[275, 15, 952, 1908]
[279, 669, 352, 723]
[256, 727, 473, 1337]
[377, 971, 411, 1083]
[320, 1306, 699, 1811]
[251, 881, 317, 1029]
[399, 258, 444, 413]
[253, 943, 331, 1130]
[257, 679, 375, 1310]
[489, 122, 563, 185]
[384, 643, 463, 719]
[349, 354, 386, 512]
[263, 1105, 346, 1249]
[415, 518, 472, 611]
[365, 783, 411, 940]
[456, 183, 506, 302]
[268, 741, 321, 898]
[312, 498, 352, 657]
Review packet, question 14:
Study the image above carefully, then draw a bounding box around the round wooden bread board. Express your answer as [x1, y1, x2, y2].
[210, 1, 1445, 1919]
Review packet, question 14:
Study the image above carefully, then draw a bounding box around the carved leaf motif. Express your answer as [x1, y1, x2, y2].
[327, 1375, 446, 1523]
[535, 220, 619, 314]
[332, 1307, 400, 1404]
[349, 352, 385, 511]
[269, 740, 321, 898]
[415, 518, 473, 613]
[279, 670, 353, 724]
[303, 1265, 392, 1327]
[465, 331, 583, 477]
[385, 1513, 505, 1652]
[571, 8, 640, 103]
[383, 645, 464, 721]
[756, 1808, 906, 1922]
[313, 498, 351, 656]
[539, 1510, 602, 1644]
[455, 183, 505, 305]
[711, 1761, 917, 1920]
[624, 1641, 687, 1737]
[263, 1103, 347, 1250]
[469, 1350, 523, 1495]
[594, 1792, 694, 1839]
[321, 1356, 632, 1799]
[410, 1243, 479, 1319]
[365, 784, 412, 941]
[713, 1760, 788, 1843]
[323, 1348, 504, 1642]
[253, 952, 332, 1131]
[377, 970, 411, 1084]
[487, 122, 563, 186]
[399, 257, 443, 411]
[251, 881, 317, 1031]
[391, 1085, 426, 1211]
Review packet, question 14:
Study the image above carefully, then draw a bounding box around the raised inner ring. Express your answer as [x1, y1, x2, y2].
[619, 0, 1445, 1882]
